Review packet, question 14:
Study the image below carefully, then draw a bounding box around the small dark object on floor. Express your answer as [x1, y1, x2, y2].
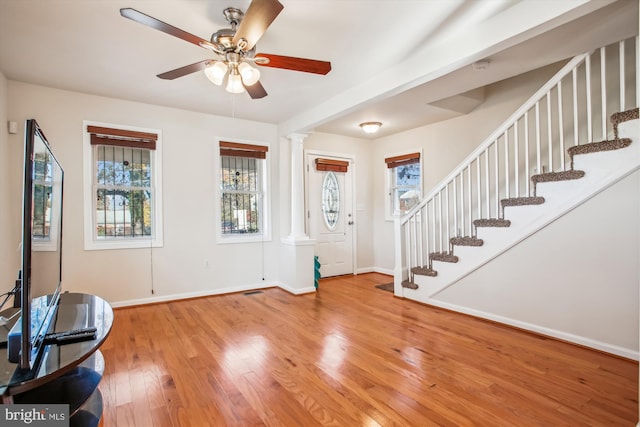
[375, 283, 394, 292]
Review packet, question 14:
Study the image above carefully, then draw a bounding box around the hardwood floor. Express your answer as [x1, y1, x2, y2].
[99, 273, 638, 426]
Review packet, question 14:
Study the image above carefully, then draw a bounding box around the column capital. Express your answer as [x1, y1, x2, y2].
[287, 133, 308, 144]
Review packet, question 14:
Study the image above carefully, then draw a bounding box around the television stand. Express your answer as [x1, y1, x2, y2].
[0, 293, 113, 427]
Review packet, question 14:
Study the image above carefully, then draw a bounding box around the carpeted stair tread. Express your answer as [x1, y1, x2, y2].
[531, 170, 585, 195]
[531, 170, 585, 183]
[401, 280, 418, 290]
[611, 108, 639, 138]
[450, 236, 484, 247]
[411, 266, 437, 277]
[501, 197, 545, 209]
[567, 138, 632, 167]
[474, 218, 511, 228]
[429, 252, 459, 263]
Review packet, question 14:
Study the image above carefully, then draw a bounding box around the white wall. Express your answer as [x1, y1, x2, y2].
[435, 169, 640, 354]
[370, 63, 565, 272]
[6, 81, 282, 305]
[303, 132, 374, 272]
[0, 71, 17, 294]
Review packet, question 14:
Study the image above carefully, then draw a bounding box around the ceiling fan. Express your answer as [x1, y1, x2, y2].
[120, 0, 331, 99]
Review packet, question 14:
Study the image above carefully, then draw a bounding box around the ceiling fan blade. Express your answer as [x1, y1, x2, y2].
[232, 0, 284, 51]
[120, 8, 216, 50]
[255, 53, 331, 75]
[157, 60, 212, 80]
[244, 80, 268, 99]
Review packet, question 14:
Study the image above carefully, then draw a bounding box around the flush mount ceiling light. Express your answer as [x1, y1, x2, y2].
[359, 122, 382, 134]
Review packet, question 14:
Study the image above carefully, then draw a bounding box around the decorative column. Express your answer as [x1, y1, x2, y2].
[280, 133, 316, 294]
[287, 133, 309, 241]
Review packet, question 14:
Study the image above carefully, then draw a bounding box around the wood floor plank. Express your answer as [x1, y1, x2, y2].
[100, 273, 638, 426]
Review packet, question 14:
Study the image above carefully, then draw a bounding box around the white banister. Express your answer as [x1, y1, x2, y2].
[438, 192, 443, 252]
[573, 68, 579, 145]
[484, 148, 490, 217]
[525, 112, 530, 195]
[586, 55, 593, 143]
[494, 141, 499, 215]
[476, 157, 481, 219]
[467, 164, 472, 234]
[620, 40, 625, 112]
[547, 93, 553, 172]
[601, 47, 607, 140]
[445, 185, 450, 250]
[535, 102, 541, 174]
[558, 80, 565, 170]
[514, 120, 520, 196]
[504, 131, 509, 198]
[394, 37, 636, 289]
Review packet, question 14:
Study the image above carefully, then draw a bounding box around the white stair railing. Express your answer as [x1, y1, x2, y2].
[394, 36, 638, 291]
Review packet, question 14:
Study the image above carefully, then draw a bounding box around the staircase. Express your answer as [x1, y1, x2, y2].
[392, 36, 639, 345]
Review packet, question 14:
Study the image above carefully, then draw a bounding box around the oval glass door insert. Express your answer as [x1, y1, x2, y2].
[322, 171, 340, 230]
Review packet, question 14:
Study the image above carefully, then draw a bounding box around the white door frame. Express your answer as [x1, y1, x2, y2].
[304, 149, 357, 276]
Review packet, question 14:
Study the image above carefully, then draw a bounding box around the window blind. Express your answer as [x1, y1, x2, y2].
[219, 141, 269, 159]
[315, 158, 349, 172]
[88, 125, 157, 150]
[384, 152, 420, 168]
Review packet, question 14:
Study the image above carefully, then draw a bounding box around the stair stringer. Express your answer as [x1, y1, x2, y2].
[405, 120, 639, 355]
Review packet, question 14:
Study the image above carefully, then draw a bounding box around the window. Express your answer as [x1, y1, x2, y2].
[83, 122, 163, 250]
[217, 140, 270, 242]
[385, 152, 422, 218]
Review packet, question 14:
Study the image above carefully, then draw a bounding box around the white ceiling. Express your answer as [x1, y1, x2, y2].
[0, 0, 637, 139]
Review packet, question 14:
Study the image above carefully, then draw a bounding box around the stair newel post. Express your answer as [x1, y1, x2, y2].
[393, 211, 403, 296]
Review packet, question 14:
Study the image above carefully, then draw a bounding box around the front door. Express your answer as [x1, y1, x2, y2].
[306, 154, 354, 277]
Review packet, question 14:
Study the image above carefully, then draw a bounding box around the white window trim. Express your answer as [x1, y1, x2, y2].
[82, 120, 164, 250]
[385, 148, 423, 222]
[214, 137, 271, 244]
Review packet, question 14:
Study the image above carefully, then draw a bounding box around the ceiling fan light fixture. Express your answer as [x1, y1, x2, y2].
[226, 67, 245, 94]
[359, 121, 382, 134]
[204, 61, 227, 86]
[238, 62, 261, 86]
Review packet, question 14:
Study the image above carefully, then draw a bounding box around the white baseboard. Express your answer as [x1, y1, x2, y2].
[110, 280, 313, 308]
[357, 266, 393, 276]
[425, 298, 639, 361]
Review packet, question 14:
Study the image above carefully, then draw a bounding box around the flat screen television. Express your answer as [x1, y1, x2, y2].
[8, 119, 64, 370]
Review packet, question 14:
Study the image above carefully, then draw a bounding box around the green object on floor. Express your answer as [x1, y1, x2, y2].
[314, 256, 321, 289]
